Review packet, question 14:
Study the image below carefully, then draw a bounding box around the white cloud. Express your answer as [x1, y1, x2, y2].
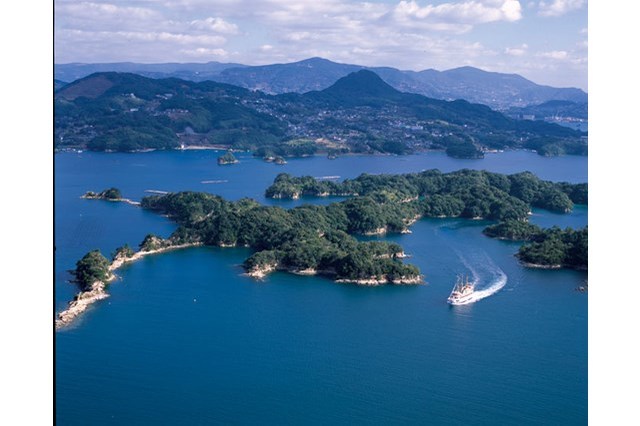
[189, 17, 239, 34]
[386, 0, 522, 33]
[61, 29, 226, 46]
[538, 50, 568, 60]
[505, 44, 528, 56]
[55, 1, 162, 31]
[181, 47, 229, 58]
[538, 0, 586, 17]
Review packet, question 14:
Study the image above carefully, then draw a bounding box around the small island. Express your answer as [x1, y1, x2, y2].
[82, 187, 122, 200]
[217, 151, 239, 165]
[483, 220, 587, 270]
[82, 187, 140, 205]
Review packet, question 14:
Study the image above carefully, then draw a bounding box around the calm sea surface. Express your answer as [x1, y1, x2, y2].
[55, 150, 587, 425]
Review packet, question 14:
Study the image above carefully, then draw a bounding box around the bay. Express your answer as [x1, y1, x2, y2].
[55, 150, 587, 425]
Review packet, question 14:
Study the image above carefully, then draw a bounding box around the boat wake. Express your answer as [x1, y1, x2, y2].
[452, 251, 507, 305]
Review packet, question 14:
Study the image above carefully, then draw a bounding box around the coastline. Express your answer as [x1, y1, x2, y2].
[81, 194, 140, 206]
[518, 259, 587, 271]
[244, 262, 422, 286]
[55, 146, 588, 162]
[55, 242, 202, 330]
[335, 275, 424, 285]
[518, 261, 563, 269]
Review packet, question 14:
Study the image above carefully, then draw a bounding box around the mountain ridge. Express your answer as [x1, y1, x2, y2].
[55, 57, 586, 109]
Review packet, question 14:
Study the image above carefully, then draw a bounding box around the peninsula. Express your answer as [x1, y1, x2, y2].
[56, 238, 201, 329]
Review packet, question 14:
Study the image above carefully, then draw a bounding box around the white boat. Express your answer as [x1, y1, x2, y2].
[447, 275, 475, 305]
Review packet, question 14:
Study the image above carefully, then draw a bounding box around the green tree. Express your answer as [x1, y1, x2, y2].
[75, 250, 110, 290]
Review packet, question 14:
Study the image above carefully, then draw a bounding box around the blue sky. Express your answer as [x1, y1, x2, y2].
[54, 0, 587, 90]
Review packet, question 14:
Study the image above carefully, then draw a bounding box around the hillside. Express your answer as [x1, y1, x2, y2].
[55, 57, 587, 109]
[55, 70, 586, 157]
[54, 79, 68, 91]
[55, 72, 285, 151]
[506, 100, 588, 121]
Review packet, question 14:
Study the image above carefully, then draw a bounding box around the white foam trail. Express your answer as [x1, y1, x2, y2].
[453, 269, 507, 305]
[450, 249, 508, 305]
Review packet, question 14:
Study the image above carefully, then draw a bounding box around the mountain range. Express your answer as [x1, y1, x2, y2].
[54, 69, 586, 158]
[55, 57, 587, 110]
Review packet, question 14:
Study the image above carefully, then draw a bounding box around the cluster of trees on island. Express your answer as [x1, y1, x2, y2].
[266, 169, 586, 218]
[217, 151, 239, 165]
[74, 168, 587, 291]
[263, 169, 588, 269]
[73, 244, 136, 290]
[483, 221, 587, 269]
[140, 192, 420, 282]
[83, 187, 122, 200]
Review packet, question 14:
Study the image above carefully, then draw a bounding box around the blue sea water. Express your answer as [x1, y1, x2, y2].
[55, 150, 587, 425]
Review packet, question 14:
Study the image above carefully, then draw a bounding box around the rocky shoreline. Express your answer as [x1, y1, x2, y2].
[335, 275, 423, 285]
[55, 242, 202, 330]
[519, 261, 563, 269]
[81, 193, 140, 206]
[244, 262, 422, 286]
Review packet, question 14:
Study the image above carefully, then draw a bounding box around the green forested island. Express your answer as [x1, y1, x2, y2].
[265, 169, 586, 217]
[139, 192, 420, 283]
[217, 151, 239, 165]
[483, 220, 587, 269]
[82, 187, 122, 200]
[74, 169, 586, 289]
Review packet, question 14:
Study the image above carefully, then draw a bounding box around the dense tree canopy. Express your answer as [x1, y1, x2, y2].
[483, 220, 587, 269]
[518, 226, 587, 269]
[141, 191, 418, 282]
[266, 169, 586, 219]
[75, 250, 110, 290]
[217, 151, 238, 165]
[99, 187, 122, 200]
[482, 220, 542, 241]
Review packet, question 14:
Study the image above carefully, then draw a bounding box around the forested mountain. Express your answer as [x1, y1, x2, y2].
[55, 70, 586, 157]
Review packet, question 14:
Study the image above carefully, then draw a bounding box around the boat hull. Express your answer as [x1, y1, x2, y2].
[447, 293, 475, 305]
